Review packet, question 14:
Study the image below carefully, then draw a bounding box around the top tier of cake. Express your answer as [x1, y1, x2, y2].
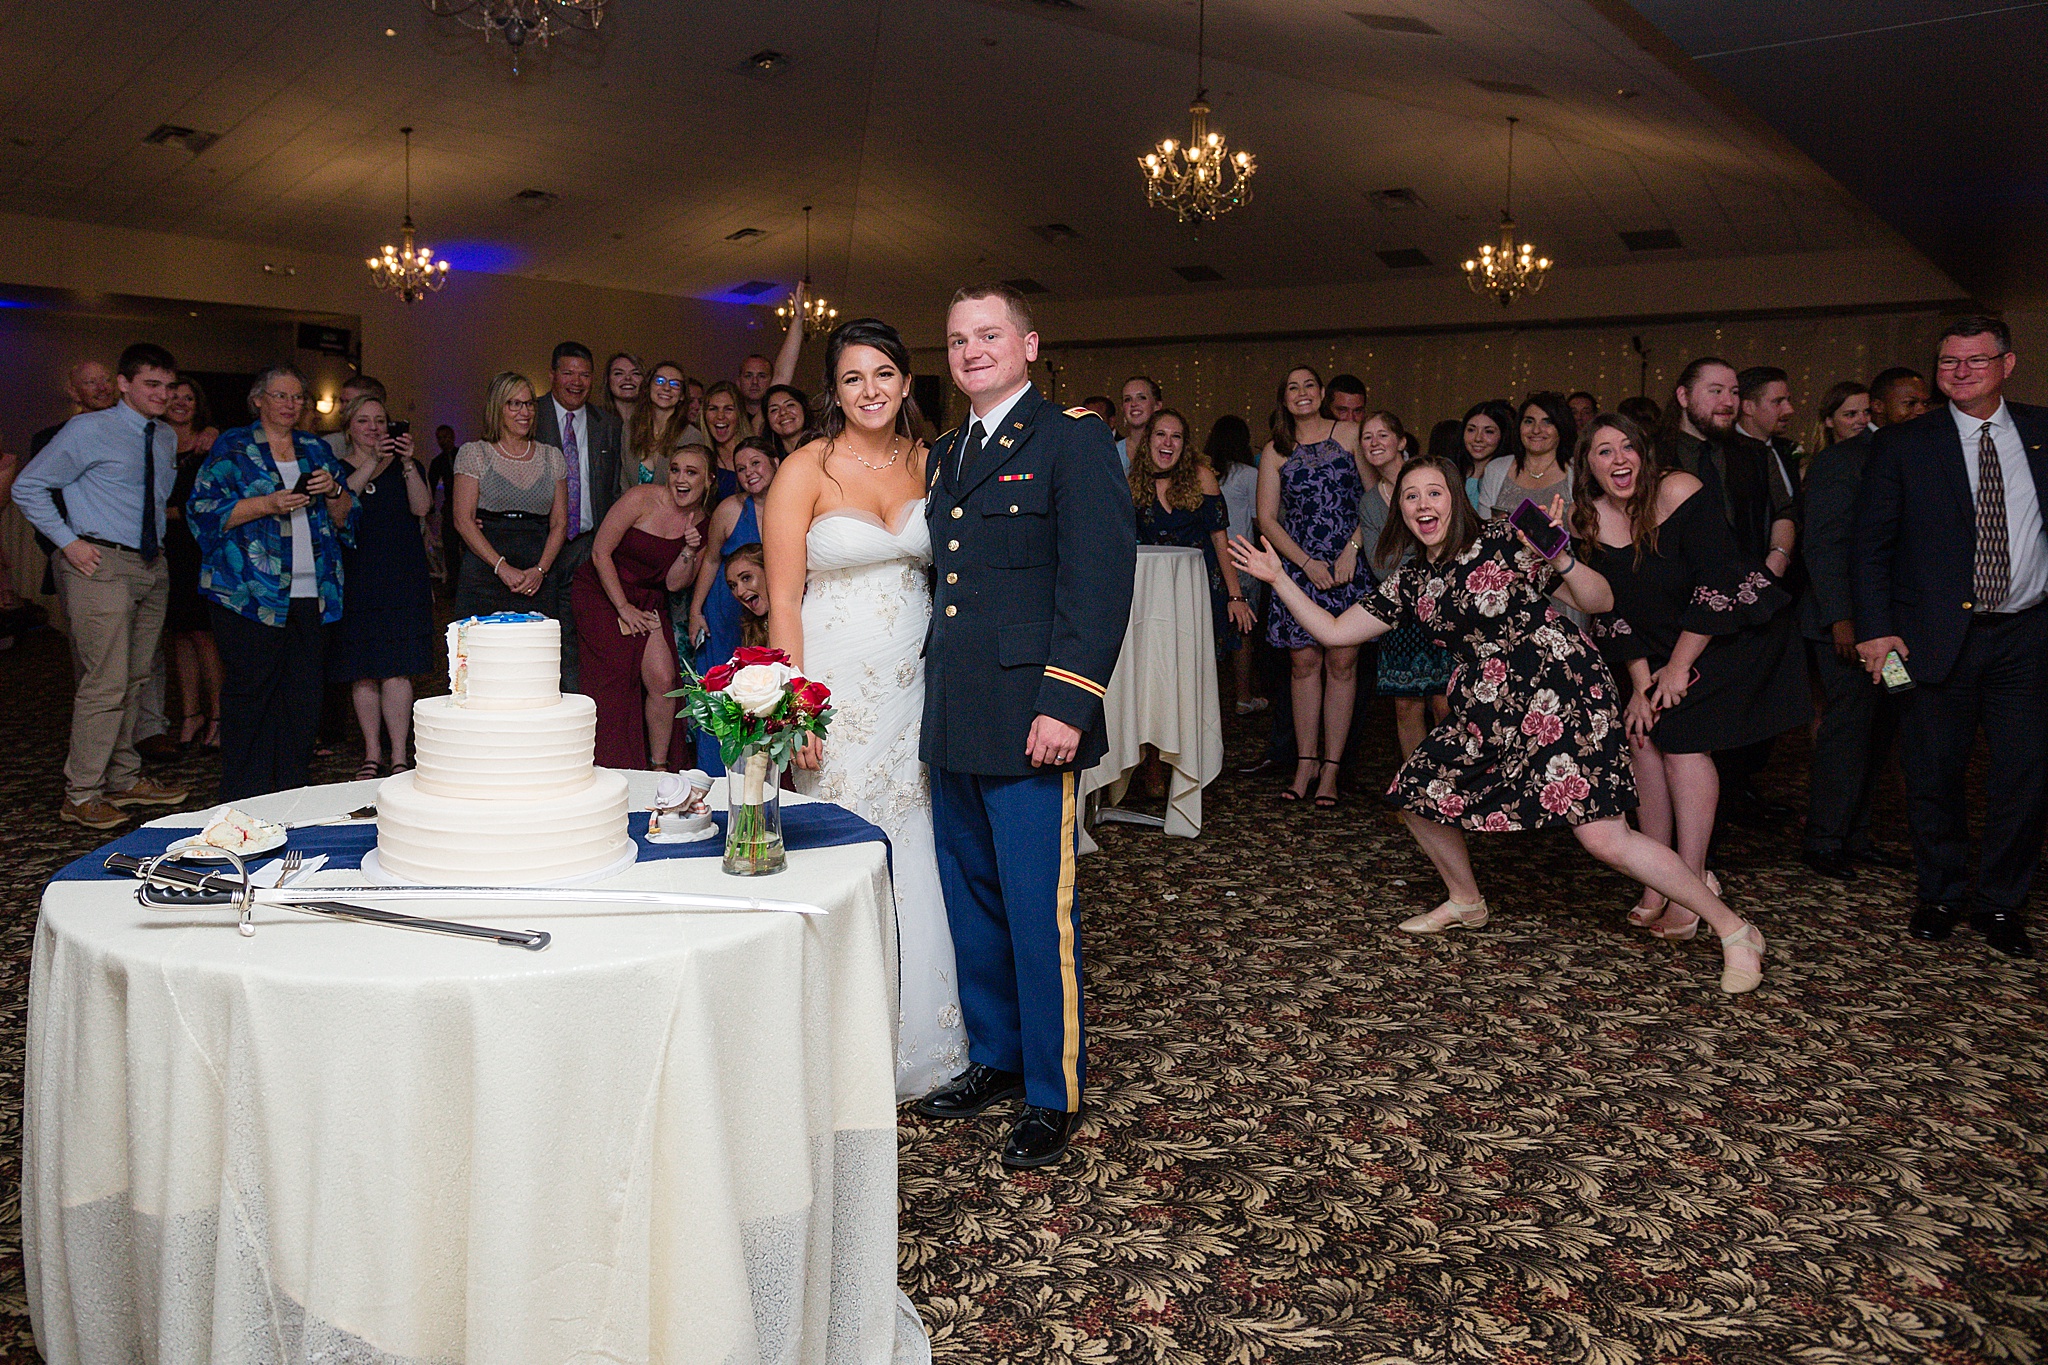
[448, 614, 559, 710]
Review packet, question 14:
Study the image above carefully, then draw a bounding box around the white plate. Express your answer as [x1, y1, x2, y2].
[166, 829, 287, 862]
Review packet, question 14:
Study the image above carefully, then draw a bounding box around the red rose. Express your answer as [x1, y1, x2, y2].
[732, 646, 791, 668]
[793, 679, 832, 713]
[701, 662, 738, 692]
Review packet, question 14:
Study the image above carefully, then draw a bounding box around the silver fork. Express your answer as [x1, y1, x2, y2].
[275, 849, 305, 888]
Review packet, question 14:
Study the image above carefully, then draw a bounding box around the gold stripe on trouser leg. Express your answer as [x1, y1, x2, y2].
[1057, 769, 1082, 1112]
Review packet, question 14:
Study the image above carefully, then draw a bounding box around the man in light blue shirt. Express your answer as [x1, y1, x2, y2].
[13, 342, 189, 827]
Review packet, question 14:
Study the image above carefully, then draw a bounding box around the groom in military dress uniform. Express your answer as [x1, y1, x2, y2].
[914, 283, 1137, 1167]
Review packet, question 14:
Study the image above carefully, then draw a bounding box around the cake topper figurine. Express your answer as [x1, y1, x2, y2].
[647, 770, 716, 842]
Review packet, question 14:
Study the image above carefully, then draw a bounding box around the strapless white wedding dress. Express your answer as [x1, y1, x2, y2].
[796, 501, 967, 1100]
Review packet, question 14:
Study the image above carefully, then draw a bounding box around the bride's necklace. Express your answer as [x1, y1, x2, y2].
[849, 435, 902, 472]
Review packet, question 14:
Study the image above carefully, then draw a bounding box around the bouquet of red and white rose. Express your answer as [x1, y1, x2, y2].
[673, 647, 833, 874]
[676, 645, 834, 769]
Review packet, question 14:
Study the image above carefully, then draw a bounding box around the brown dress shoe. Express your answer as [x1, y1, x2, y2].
[60, 798, 129, 831]
[106, 776, 192, 808]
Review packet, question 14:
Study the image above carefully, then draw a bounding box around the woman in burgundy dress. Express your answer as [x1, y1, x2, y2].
[572, 446, 711, 769]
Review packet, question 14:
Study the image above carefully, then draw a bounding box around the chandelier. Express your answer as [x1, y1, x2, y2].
[421, 0, 608, 73]
[775, 206, 840, 337]
[1463, 117, 1552, 307]
[1138, 0, 1256, 224]
[366, 127, 450, 304]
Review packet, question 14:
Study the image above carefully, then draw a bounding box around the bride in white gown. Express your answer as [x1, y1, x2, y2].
[760, 318, 967, 1100]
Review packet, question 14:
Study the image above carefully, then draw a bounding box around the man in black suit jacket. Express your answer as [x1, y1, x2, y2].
[1799, 427, 1904, 879]
[531, 341, 622, 691]
[1853, 316, 2048, 957]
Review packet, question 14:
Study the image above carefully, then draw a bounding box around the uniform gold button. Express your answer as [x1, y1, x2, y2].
[948, 539, 958, 551]
[946, 572, 958, 584]
[945, 604, 957, 617]
[951, 507, 963, 519]
[1009, 504, 1019, 513]
[1963, 601, 1974, 610]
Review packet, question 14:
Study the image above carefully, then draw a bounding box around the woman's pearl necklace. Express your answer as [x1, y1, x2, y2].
[850, 435, 902, 472]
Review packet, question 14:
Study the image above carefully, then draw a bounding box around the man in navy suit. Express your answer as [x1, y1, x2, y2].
[1853, 316, 2048, 957]
[913, 282, 1136, 1167]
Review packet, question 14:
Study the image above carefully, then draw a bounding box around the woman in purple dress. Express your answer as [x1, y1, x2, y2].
[1256, 366, 1369, 806]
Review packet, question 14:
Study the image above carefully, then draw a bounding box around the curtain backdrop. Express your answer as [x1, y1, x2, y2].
[919, 307, 1952, 454]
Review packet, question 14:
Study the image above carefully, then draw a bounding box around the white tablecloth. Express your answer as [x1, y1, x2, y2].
[1079, 545, 1225, 844]
[25, 775, 930, 1365]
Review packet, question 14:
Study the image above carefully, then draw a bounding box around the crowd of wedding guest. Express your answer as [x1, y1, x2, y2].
[4, 311, 2037, 958]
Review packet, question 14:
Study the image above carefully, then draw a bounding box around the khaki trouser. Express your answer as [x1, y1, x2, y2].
[53, 545, 169, 804]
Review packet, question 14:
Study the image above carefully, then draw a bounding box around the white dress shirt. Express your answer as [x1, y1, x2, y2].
[1954, 399, 2048, 613]
[267, 452, 320, 599]
[958, 381, 1033, 478]
[553, 398, 595, 531]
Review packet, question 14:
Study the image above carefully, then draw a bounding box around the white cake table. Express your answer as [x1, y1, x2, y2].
[25, 775, 929, 1365]
[1080, 545, 1226, 848]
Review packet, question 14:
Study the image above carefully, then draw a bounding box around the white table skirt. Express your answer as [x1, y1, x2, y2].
[25, 775, 930, 1365]
[1080, 545, 1226, 845]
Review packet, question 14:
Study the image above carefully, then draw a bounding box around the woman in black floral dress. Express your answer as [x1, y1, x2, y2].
[1231, 454, 1766, 995]
[1572, 414, 1808, 936]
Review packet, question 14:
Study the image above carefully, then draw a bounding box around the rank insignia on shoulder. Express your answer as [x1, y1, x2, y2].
[1065, 406, 1103, 421]
[998, 471, 1033, 481]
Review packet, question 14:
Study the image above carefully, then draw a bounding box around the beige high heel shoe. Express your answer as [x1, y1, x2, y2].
[1717, 921, 1765, 995]
[1399, 898, 1489, 934]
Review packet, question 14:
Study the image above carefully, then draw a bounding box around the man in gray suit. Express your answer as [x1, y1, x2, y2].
[1800, 420, 1906, 879]
[532, 341, 621, 691]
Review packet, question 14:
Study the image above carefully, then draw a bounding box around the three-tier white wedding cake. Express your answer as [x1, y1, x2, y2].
[374, 614, 633, 884]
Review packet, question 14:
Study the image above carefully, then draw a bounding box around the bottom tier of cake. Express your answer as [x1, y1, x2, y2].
[373, 767, 633, 885]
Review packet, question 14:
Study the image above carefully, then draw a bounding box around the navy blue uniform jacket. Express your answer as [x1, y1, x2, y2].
[1851, 401, 2048, 686]
[922, 384, 1137, 775]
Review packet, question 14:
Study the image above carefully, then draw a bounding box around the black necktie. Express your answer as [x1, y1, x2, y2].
[956, 420, 986, 481]
[140, 421, 159, 564]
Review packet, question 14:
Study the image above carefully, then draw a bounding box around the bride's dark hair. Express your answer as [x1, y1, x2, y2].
[817, 317, 923, 442]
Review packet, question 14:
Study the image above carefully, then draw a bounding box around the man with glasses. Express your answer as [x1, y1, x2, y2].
[13, 342, 189, 829]
[1854, 315, 2048, 957]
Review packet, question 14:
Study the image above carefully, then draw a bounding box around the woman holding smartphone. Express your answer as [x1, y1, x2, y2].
[1229, 454, 1766, 995]
[1569, 413, 1807, 935]
[331, 393, 435, 778]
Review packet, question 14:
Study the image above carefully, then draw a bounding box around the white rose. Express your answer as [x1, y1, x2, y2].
[726, 662, 792, 717]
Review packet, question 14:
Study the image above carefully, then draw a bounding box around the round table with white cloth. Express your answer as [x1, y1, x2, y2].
[1079, 544, 1225, 848]
[25, 774, 930, 1365]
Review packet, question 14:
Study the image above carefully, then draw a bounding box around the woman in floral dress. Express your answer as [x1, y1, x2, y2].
[1230, 454, 1767, 995]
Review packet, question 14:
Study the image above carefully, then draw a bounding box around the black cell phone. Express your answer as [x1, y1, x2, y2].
[385, 419, 410, 441]
[291, 469, 313, 495]
[1510, 497, 1570, 559]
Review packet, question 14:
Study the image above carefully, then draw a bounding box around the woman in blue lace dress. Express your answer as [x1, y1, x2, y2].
[1257, 366, 1369, 806]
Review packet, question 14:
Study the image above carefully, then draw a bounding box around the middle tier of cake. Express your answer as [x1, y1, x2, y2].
[411, 693, 597, 800]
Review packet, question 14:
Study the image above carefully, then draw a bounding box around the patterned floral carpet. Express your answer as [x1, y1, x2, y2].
[2, 624, 2044, 1364]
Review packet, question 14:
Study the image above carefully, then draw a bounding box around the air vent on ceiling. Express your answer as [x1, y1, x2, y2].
[1347, 11, 1440, 35]
[142, 123, 220, 155]
[1002, 277, 1051, 295]
[1376, 248, 1433, 270]
[1029, 222, 1081, 244]
[741, 49, 791, 76]
[1619, 228, 1683, 252]
[1469, 78, 1545, 97]
[1173, 264, 1224, 283]
[512, 188, 558, 207]
[730, 280, 780, 297]
[1367, 187, 1424, 211]
[725, 227, 767, 243]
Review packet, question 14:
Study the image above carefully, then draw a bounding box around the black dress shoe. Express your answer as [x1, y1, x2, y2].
[136, 734, 184, 762]
[1910, 901, 1962, 942]
[1800, 850, 1858, 880]
[1977, 912, 2036, 959]
[1001, 1105, 1081, 1169]
[912, 1063, 1024, 1120]
[1844, 845, 1913, 871]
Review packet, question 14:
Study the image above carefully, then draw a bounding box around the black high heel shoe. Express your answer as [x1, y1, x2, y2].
[1277, 755, 1319, 802]
[1314, 758, 1343, 809]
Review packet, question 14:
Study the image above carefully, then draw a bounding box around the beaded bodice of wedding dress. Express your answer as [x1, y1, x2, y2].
[795, 501, 967, 1098]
